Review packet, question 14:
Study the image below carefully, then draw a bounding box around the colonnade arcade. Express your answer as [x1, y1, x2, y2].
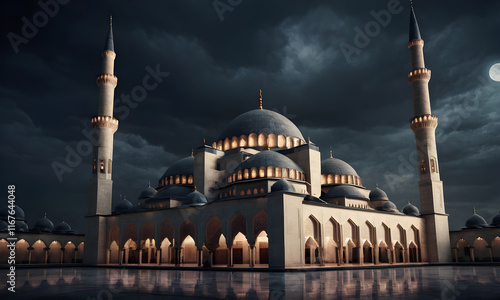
[107, 210, 269, 267]
[303, 215, 422, 266]
[453, 237, 500, 262]
[0, 238, 84, 264]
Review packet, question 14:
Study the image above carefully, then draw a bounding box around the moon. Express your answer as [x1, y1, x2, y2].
[489, 63, 500, 82]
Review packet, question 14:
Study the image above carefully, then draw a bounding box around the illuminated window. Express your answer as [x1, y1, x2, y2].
[100, 158, 105, 173]
[420, 160, 426, 174]
[92, 159, 97, 173]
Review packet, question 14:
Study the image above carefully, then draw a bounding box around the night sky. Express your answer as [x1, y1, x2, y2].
[1, 0, 499, 233]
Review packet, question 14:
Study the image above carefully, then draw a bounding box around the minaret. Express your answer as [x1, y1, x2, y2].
[85, 17, 118, 264]
[407, 4, 451, 263]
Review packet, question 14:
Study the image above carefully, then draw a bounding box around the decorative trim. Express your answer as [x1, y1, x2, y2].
[410, 114, 438, 131]
[408, 39, 424, 49]
[91, 115, 119, 132]
[96, 74, 117, 87]
[101, 50, 116, 59]
[408, 68, 431, 83]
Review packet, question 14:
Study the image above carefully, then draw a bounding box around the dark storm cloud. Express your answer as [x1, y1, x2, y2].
[0, 0, 499, 232]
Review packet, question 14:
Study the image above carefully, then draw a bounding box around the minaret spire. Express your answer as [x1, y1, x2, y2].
[259, 89, 263, 110]
[329, 146, 333, 159]
[85, 18, 119, 264]
[407, 4, 450, 263]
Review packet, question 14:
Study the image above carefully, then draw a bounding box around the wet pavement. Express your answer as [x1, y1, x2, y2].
[0, 265, 499, 299]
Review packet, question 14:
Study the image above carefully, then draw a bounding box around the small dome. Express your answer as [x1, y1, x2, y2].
[378, 201, 399, 212]
[323, 185, 368, 200]
[233, 150, 303, 175]
[303, 195, 327, 204]
[369, 186, 389, 201]
[161, 156, 194, 180]
[34, 215, 55, 232]
[15, 221, 29, 232]
[0, 205, 26, 221]
[154, 186, 194, 201]
[114, 198, 133, 213]
[491, 213, 500, 227]
[465, 213, 489, 229]
[0, 220, 8, 232]
[53, 221, 72, 234]
[218, 109, 304, 142]
[321, 157, 359, 177]
[139, 185, 157, 199]
[183, 191, 208, 206]
[402, 203, 420, 216]
[271, 179, 296, 193]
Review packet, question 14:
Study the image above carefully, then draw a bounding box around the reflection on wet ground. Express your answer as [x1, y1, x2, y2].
[0, 266, 499, 299]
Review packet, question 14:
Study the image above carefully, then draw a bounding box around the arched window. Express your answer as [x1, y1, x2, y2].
[99, 158, 105, 173]
[237, 170, 242, 181]
[92, 159, 97, 173]
[430, 158, 437, 173]
[253, 188, 258, 195]
[251, 167, 258, 178]
[188, 175, 193, 184]
[420, 160, 426, 174]
[244, 169, 250, 179]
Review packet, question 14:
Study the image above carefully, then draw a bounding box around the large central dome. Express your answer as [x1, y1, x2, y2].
[215, 109, 305, 150]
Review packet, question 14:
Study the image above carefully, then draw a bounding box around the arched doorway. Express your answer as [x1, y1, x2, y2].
[180, 235, 197, 264]
[456, 239, 471, 262]
[473, 238, 490, 262]
[255, 231, 268, 265]
[108, 241, 119, 264]
[379, 241, 389, 263]
[205, 215, 223, 266]
[363, 240, 373, 263]
[252, 210, 268, 267]
[142, 238, 156, 264]
[232, 232, 250, 265]
[409, 242, 418, 263]
[124, 239, 138, 264]
[492, 237, 500, 262]
[64, 241, 76, 263]
[160, 238, 173, 264]
[213, 234, 228, 265]
[394, 242, 404, 263]
[15, 239, 29, 264]
[304, 215, 321, 265]
[48, 241, 62, 263]
[346, 239, 357, 264]
[305, 237, 319, 264]
[32, 240, 47, 264]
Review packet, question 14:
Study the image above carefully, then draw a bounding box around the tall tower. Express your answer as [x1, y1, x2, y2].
[85, 17, 118, 264]
[407, 4, 451, 263]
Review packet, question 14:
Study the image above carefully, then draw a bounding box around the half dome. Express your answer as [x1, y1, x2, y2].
[323, 185, 368, 200]
[271, 179, 296, 193]
[33, 215, 54, 232]
[402, 203, 420, 216]
[114, 198, 133, 213]
[53, 221, 73, 234]
[369, 186, 389, 201]
[234, 150, 303, 173]
[465, 213, 488, 229]
[182, 191, 208, 207]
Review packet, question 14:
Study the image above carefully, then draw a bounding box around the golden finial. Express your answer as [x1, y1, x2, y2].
[259, 89, 263, 110]
[203, 137, 206, 145]
[376, 183, 379, 188]
[473, 207, 476, 214]
[408, 201, 411, 205]
[194, 185, 197, 191]
[410, 0, 414, 10]
[148, 181, 151, 187]
[266, 146, 270, 151]
[191, 149, 194, 157]
[44, 212, 47, 218]
[110, 15, 113, 25]
[329, 146, 333, 159]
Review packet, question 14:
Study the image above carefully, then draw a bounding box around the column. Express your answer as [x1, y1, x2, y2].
[119, 249, 123, 265]
[488, 246, 493, 262]
[197, 249, 202, 267]
[157, 248, 161, 265]
[106, 249, 110, 264]
[470, 247, 475, 262]
[60, 247, 65, 264]
[453, 247, 458, 263]
[227, 247, 232, 267]
[28, 247, 33, 264]
[44, 247, 50, 264]
[139, 249, 143, 264]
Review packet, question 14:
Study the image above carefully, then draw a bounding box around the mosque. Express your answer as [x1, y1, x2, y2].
[1, 5, 499, 267]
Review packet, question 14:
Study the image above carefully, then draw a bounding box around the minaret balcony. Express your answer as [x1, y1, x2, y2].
[410, 114, 438, 131]
[91, 115, 119, 132]
[96, 74, 117, 87]
[407, 39, 424, 49]
[408, 68, 431, 83]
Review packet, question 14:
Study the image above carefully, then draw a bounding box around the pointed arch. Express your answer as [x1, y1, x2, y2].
[124, 223, 138, 245]
[455, 239, 471, 262]
[109, 225, 119, 248]
[473, 237, 490, 262]
[180, 219, 196, 248]
[491, 237, 500, 262]
[252, 210, 268, 242]
[205, 215, 222, 252]
[230, 212, 247, 245]
[160, 220, 175, 246]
